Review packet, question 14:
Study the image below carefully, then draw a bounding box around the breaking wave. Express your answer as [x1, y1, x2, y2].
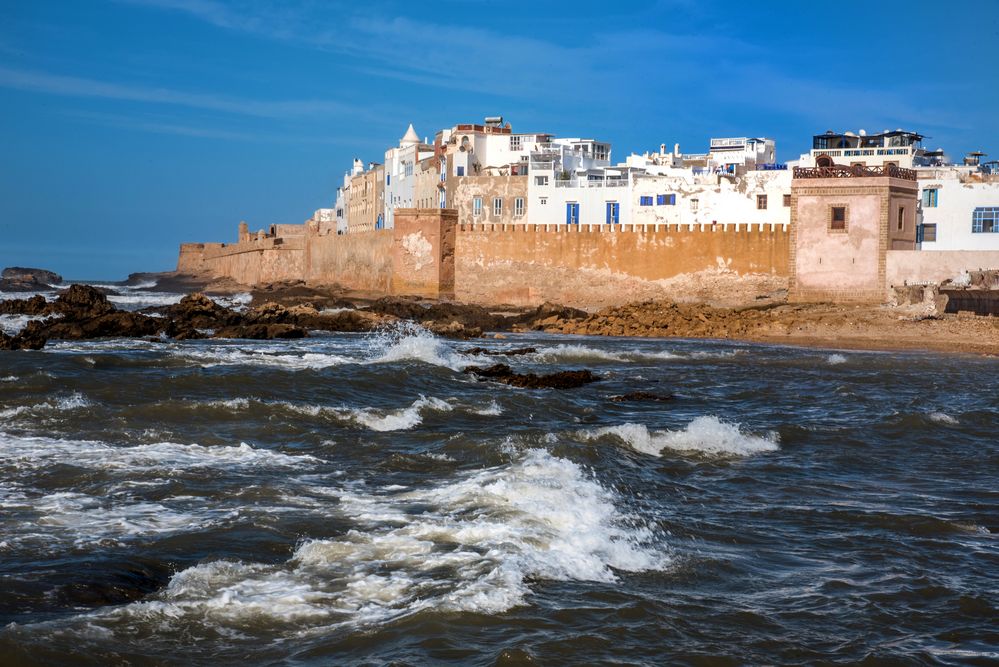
[581, 416, 779, 457]
[0, 433, 319, 474]
[827, 353, 848, 365]
[365, 323, 466, 370]
[0, 392, 92, 420]
[928, 411, 959, 425]
[62, 449, 665, 633]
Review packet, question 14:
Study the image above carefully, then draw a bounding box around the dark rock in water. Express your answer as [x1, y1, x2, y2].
[0, 324, 48, 350]
[609, 391, 675, 403]
[37, 312, 161, 340]
[423, 320, 483, 339]
[463, 363, 600, 389]
[462, 346, 537, 356]
[213, 323, 307, 340]
[0, 266, 63, 291]
[0, 294, 50, 316]
[52, 284, 115, 318]
[165, 292, 240, 329]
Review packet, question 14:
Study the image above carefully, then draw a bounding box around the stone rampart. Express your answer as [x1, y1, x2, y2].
[454, 222, 789, 306]
[886, 250, 999, 287]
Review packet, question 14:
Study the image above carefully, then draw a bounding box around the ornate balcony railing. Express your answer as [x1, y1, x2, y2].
[793, 164, 917, 181]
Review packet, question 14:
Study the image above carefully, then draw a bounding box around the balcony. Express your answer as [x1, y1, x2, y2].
[793, 164, 917, 181]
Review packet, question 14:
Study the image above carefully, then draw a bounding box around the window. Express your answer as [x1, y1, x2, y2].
[656, 194, 675, 206]
[918, 224, 937, 242]
[566, 202, 580, 224]
[897, 206, 905, 231]
[783, 194, 791, 207]
[830, 205, 847, 231]
[539, 197, 548, 205]
[606, 201, 620, 224]
[386, 174, 391, 186]
[972, 207, 999, 233]
[757, 194, 768, 210]
[691, 198, 699, 212]
[473, 197, 482, 217]
[514, 197, 525, 217]
[456, 166, 465, 177]
[405, 163, 414, 177]
[510, 135, 522, 151]
[640, 196, 654, 206]
[922, 188, 938, 207]
[535, 176, 549, 186]
[493, 197, 503, 217]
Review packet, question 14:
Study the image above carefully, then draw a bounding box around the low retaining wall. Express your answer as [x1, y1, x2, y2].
[886, 250, 999, 287]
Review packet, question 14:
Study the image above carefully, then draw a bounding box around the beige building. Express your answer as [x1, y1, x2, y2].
[454, 175, 528, 225]
[789, 163, 918, 303]
[413, 156, 441, 211]
[348, 163, 385, 232]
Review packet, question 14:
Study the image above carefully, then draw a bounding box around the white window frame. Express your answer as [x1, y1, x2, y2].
[493, 197, 503, 217]
[473, 197, 483, 217]
[514, 197, 525, 217]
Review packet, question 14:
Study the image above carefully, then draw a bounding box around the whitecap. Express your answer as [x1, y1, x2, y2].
[827, 353, 848, 365]
[344, 396, 453, 432]
[581, 416, 778, 457]
[532, 344, 626, 363]
[0, 392, 92, 420]
[71, 449, 665, 633]
[928, 411, 959, 425]
[0, 433, 319, 474]
[473, 400, 503, 416]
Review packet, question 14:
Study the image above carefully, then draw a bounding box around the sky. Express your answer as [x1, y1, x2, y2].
[1, 0, 997, 279]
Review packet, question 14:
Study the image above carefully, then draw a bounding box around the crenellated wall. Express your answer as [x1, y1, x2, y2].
[454, 222, 789, 306]
[178, 215, 789, 306]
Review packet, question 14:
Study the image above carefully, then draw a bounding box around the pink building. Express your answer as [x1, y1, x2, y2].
[789, 163, 918, 302]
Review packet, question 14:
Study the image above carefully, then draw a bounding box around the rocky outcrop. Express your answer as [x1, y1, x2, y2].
[461, 346, 537, 356]
[608, 391, 674, 403]
[463, 363, 600, 389]
[0, 267, 63, 292]
[0, 295, 49, 316]
[212, 323, 307, 339]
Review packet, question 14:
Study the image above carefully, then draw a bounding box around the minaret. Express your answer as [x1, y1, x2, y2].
[400, 123, 420, 147]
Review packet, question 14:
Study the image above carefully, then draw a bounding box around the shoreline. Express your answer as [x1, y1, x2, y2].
[5, 271, 998, 357]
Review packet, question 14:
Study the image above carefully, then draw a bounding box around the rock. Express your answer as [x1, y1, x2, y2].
[0, 294, 51, 316]
[462, 346, 537, 356]
[164, 293, 238, 329]
[213, 323, 307, 340]
[0, 267, 63, 291]
[52, 285, 115, 318]
[494, 333, 507, 339]
[37, 312, 161, 340]
[423, 320, 483, 339]
[608, 391, 674, 403]
[463, 363, 600, 389]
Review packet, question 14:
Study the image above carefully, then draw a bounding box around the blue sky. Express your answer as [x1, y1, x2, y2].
[1, 0, 996, 279]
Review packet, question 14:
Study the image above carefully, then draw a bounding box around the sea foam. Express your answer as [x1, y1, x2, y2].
[78, 449, 665, 633]
[582, 415, 778, 457]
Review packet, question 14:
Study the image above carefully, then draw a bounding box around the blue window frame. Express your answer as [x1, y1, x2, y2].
[922, 188, 938, 207]
[605, 202, 619, 224]
[972, 207, 999, 233]
[656, 194, 676, 205]
[386, 174, 391, 186]
[639, 196, 653, 206]
[456, 166, 465, 176]
[566, 202, 580, 224]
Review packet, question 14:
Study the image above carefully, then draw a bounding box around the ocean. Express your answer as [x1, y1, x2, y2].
[1, 283, 997, 665]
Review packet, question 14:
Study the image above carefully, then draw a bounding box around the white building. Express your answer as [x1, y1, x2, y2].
[917, 164, 999, 250]
[383, 123, 435, 228]
[797, 129, 936, 169]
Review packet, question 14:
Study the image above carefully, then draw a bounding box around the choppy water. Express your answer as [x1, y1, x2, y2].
[1, 287, 998, 665]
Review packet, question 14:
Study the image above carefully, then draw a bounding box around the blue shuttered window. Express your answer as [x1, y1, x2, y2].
[605, 202, 619, 224]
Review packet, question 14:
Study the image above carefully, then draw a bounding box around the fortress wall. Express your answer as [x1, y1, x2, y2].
[454, 222, 789, 306]
[305, 230, 394, 293]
